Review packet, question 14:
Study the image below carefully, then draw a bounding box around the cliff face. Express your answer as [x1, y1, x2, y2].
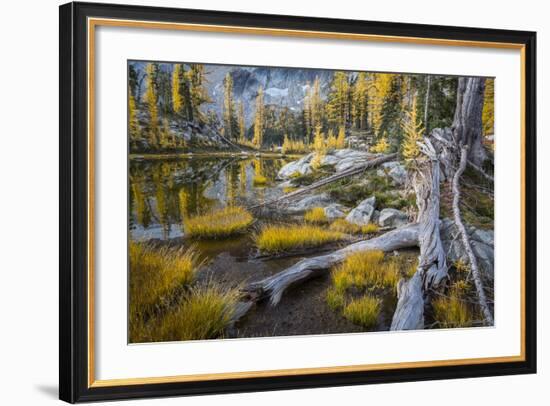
[131, 61, 336, 127]
[207, 65, 334, 124]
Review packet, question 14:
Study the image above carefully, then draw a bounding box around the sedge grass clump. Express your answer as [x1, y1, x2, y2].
[332, 250, 399, 289]
[326, 287, 346, 311]
[256, 225, 345, 253]
[304, 207, 328, 224]
[156, 284, 240, 341]
[454, 259, 470, 275]
[183, 206, 253, 239]
[361, 222, 380, 234]
[129, 242, 201, 314]
[342, 295, 380, 328]
[388, 253, 419, 279]
[432, 287, 473, 328]
[129, 242, 202, 342]
[329, 219, 379, 235]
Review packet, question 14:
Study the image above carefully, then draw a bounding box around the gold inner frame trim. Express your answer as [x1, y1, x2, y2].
[87, 17, 527, 388]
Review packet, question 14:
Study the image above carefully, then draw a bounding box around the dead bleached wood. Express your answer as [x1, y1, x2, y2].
[431, 128, 493, 183]
[436, 78, 494, 325]
[451, 146, 494, 325]
[249, 152, 398, 210]
[241, 224, 419, 307]
[452, 77, 487, 167]
[391, 139, 447, 331]
[393, 271, 425, 330]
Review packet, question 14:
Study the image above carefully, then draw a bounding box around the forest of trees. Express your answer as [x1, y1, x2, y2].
[128, 62, 494, 156]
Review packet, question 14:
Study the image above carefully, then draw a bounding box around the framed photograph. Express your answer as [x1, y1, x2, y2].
[59, 1, 536, 403]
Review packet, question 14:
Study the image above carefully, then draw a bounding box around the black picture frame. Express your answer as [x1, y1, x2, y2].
[59, 1, 537, 403]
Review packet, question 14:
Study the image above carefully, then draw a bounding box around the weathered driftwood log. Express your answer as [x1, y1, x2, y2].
[242, 224, 419, 307]
[390, 139, 447, 330]
[451, 146, 494, 325]
[249, 152, 398, 210]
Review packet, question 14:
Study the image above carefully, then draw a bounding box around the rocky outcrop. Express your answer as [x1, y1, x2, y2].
[324, 204, 347, 220]
[377, 161, 407, 185]
[440, 219, 494, 280]
[278, 149, 376, 179]
[330, 149, 373, 172]
[277, 153, 314, 178]
[345, 196, 376, 225]
[378, 208, 409, 227]
[134, 112, 230, 151]
[283, 193, 333, 213]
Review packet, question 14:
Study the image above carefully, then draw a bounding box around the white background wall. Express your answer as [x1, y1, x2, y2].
[0, 0, 546, 404]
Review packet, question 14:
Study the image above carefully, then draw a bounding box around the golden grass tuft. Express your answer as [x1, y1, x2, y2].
[342, 295, 381, 328]
[255, 224, 345, 253]
[304, 207, 328, 224]
[331, 250, 399, 290]
[183, 206, 254, 239]
[156, 284, 240, 341]
[129, 242, 201, 314]
[329, 219, 379, 235]
[253, 174, 268, 186]
[326, 287, 346, 311]
[454, 259, 470, 275]
[432, 287, 473, 328]
[129, 242, 202, 342]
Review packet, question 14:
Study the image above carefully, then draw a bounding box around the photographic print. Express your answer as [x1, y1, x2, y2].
[128, 61, 495, 343]
[60, 4, 535, 401]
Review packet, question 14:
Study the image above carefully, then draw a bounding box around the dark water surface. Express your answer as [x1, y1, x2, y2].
[129, 155, 287, 241]
[129, 155, 402, 337]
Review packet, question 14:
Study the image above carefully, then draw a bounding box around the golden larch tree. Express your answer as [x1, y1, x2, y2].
[223, 73, 237, 140]
[326, 128, 337, 149]
[401, 95, 424, 160]
[327, 71, 351, 129]
[128, 90, 140, 142]
[336, 125, 346, 149]
[311, 125, 326, 169]
[352, 72, 369, 130]
[144, 63, 159, 147]
[252, 87, 265, 149]
[309, 77, 324, 135]
[371, 133, 390, 153]
[238, 101, 246, 142]
[172, 64, 183, 113]
[369, 73, 394, 137]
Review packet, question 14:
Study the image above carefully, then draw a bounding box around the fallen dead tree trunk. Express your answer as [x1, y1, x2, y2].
[249, 152, 398, 210]
[390, 77, 490, 331]
[391, 139, 448, 331]
[241, 223, 419, 307]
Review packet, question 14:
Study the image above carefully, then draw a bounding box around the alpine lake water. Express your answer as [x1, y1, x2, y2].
[129, 154, 404, 338]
